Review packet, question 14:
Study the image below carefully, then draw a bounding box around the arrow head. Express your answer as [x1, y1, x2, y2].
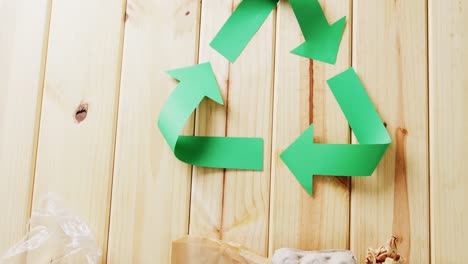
[166, 62, 224, 105]
[280, 125, 316, 195]
[291, 16, 346, 64]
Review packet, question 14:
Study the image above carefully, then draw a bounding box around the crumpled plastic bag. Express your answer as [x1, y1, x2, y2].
[0, 194, 101, 264]
[171, 236, 269, 264]
[271, 248, 357, 264]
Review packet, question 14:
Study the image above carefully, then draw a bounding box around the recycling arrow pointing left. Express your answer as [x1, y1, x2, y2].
[280, 68, 391, 195]
[158, 62, 263, 170]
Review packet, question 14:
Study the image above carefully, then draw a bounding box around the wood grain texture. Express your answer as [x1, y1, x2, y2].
[269, 0, 351, 255]
[106, 1, 200, 263]
[31, 0, 126, 262]
[6, 0, 468, 262]
[220, 0, 275, 256]
[189, 0, 230, 240]
[0, 0, 51, 253]
[351, 0, 429, 262]
[191, 0, 275, 256]
[430, 0, 468, 262]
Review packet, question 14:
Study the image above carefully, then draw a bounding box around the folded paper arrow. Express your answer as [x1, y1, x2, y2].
[280, 68, 391, 195]
[158, 62, 264, 170]
[210, 0, 279, 63]
[289, 0, 346, 64]
[210, 0, 345, 64]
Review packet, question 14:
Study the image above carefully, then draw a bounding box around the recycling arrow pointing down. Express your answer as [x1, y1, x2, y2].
[289, 0, 347, 64]
[210, 0, 346, 65]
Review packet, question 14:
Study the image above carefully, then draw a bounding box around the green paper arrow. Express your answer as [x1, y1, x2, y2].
[289, 0, 346, 64]
[280, 68, 391, 195]
[158, 62, 264, 170]
[210, 0, 279, 63]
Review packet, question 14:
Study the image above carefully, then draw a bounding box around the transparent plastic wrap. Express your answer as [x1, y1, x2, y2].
[171, 236, 269, 264]
[171, 236, 361, 264]
[0, 194, 101, 264]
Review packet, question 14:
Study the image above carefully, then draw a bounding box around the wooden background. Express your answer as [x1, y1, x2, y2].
[0, 0, 465, 263]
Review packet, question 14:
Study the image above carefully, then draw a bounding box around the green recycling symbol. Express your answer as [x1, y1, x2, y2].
[158, 0, 391, 195]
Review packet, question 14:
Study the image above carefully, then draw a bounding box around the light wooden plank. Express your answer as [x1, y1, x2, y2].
[106, 1, 200, 263]
[191, 1, 276, 255]
[0, 0, 51, 252]
[219, 0, 275, 256]
[31, 0, 126, 262]
[269, 0, 351, 255]
[351, 0, 429, 262]
[430, 0, 468, 262]
[189, 0, 230, 240]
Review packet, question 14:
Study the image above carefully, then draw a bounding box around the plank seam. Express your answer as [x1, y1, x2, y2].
[105, 0, 130, 262]
[347, 0, 354, 251]
[267, 2, 282, 257]
[426, 0, 431, 262]
[188, 0, 204, 235]
[28, 0, 54, 219]
[265, 5, 278, 258]
[218, 0, 236, 242]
